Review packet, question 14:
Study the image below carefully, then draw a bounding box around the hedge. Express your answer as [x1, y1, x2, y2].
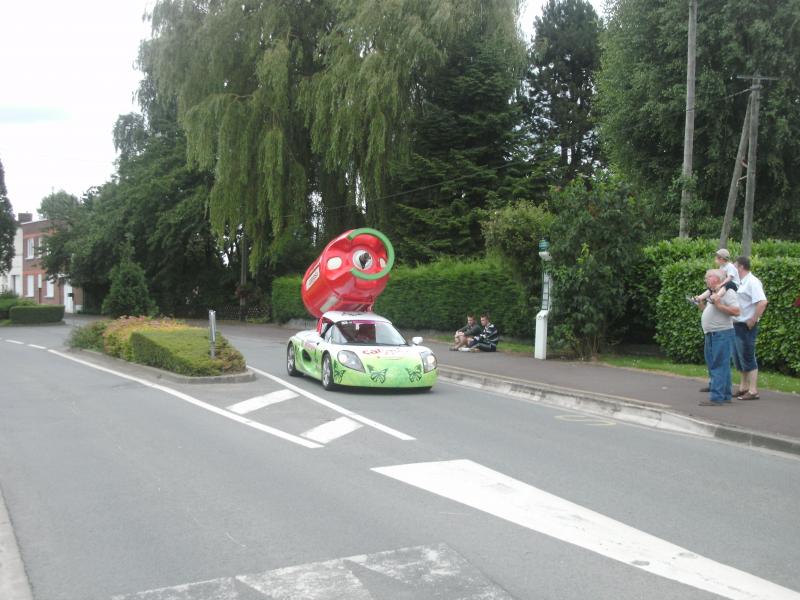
[9, 304, 65, 324]
[0, 298, 34, 319]
[129, 329, 246, 376]
[271, 258, 533, 338]
[103, 316, 189, 361]
[655, 257, 800, 375]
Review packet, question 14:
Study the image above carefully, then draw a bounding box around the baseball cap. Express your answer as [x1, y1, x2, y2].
[715, 248, 731, 260]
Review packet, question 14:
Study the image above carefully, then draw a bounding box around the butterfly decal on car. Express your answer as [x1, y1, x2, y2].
[367, 364, 388, 384]
[406, 365, 423, 382]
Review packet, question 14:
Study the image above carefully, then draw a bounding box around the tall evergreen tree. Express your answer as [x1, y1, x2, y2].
[0, 159, 16, 277]
[525, 0, 602, 182]
[386, 20, 528, 263]
[598, 0, 800, 239]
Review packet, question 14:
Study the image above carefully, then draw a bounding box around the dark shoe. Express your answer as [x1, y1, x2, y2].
[734, 389, 747, 397]
[699, 400, 724, 406]
[739, 392, 760, 401]
[699, 386, 710, 393]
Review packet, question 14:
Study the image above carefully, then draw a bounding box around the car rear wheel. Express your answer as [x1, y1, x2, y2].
[321, 353, 336, 390]
[287, 343, 301, 377]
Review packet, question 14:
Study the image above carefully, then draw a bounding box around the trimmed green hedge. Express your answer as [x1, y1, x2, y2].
[271, 276, 308, 323]
[655, 257, 800, 375]
[9, 304, 65, 324]
[0, 298, 34, 319]
[271, 258, 532, 338]
[129, 329, 246, 376]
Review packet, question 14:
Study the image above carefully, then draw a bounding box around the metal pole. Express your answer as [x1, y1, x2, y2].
[742, 79, 760, 257]
[209, 309, 217, 359]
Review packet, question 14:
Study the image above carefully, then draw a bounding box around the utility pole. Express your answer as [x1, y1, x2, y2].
[678, 0, 698, 239]
[736, 73, 777, 257]
[719, 95, 751, 249]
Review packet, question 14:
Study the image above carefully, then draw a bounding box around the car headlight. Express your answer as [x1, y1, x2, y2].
[337, 350, 365, 372]
[420, 350, 437, 373]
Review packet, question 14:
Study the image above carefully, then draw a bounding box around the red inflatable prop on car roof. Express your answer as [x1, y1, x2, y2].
[301, 228, 395, 318]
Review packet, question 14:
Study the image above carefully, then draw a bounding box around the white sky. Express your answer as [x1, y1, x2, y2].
[0, 0, 603, 219]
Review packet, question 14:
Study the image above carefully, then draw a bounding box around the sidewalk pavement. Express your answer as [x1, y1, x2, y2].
[431, 338, 800, 456]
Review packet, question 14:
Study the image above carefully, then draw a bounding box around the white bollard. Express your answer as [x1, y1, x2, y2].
[534, 309, 548, 360]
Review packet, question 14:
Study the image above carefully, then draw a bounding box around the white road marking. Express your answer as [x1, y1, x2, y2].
[112, 543, 514, 599]
[26, 344, 47, 350]
[301, 416, 363, 444]
[250, 366, 415, 441]
[226, 389, 297, 415]
[5, 339, 24, 345]
[372, 459, 800, 600]
[48, 350, 322, 449]
[555, 414, 616, 426]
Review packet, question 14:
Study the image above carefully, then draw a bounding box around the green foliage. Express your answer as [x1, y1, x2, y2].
[271, 276, 307, 323]
[271, 258, 533, 337]
[374, 258, 530, 337]
[67, 320, 109, 352]
[101, 249, 158, 318]
[548, 177, 647, 356]
[598, 0, 800, 239]
[130, 329, 245, 376]
[0, 297, 33, 319]
[525, 0, 603, 181]
[144, 0, 524, 266]
[0, 158, 16, 277]
[9, 305, 65, 324]
[483, 201, 555, 293]
[102, 316, 189, 360]
[655, 258, 800, 375]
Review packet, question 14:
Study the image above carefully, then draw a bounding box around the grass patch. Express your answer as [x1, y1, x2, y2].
[130, 329, 246, 376]
[599, 354, 800, 395]
[68, 320, 109, 352]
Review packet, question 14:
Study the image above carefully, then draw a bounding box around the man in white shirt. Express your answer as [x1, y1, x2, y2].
[733, 256, 768, 400]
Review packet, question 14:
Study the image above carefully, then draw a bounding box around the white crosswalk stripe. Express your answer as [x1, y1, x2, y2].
[226, 389, 298, 415]
[301, 416, 363, 444]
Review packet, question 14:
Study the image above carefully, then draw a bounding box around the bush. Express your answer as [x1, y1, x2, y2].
[271, 276, 307, 323]
[67, 320, 110, 351]
[102, 255, 158, 318]
[9, 304, 65, 324]
[130, 329, 246, 376]
[655, 257, 800, 375]
[103, 316, 188, 360]
[0, 297, 33, 319]
[271, 257, 533, 338]
[548, 177, 647, 357]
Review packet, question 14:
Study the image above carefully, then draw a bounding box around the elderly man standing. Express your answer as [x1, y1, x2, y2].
[733, 256, 768, 400]
[697, 269, 740, 406]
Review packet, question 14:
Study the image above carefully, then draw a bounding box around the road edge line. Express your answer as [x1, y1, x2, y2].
[0, 485, 34, 600]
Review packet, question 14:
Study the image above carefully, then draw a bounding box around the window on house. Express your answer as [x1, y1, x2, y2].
[26, 275, 34, 297]
[26, 238, 34, 258]
[46, 278, 55, 298]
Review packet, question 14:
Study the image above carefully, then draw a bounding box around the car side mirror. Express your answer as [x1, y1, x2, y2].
[411, 336, 423, 345]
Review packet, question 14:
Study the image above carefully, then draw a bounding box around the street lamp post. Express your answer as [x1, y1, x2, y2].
[535, 239, 552, 360]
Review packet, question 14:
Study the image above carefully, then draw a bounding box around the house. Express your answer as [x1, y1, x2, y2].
[0, 222, 22, 295]
[18, 213, 83, 313]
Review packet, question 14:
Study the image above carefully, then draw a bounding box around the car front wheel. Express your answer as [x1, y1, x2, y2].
[321, 354, 336, 390]
[287, 343, 301, 377]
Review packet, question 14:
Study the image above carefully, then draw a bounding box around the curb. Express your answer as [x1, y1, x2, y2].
[0, 485, 33, 600]
[438, 365, 800, 457]
[71, 349, 256, 384]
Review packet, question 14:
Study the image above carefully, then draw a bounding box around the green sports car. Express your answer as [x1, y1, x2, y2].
[286, 311, 438, 390]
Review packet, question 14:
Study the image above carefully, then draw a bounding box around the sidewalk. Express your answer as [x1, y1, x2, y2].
[432, 338, 800, 456]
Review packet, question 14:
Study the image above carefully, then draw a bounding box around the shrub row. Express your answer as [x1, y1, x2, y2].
[129, 329, 245, 376]
[9, 305, 65, 324]
[271, 258, 532, 338]
[0, 298, 34, 319]
[655, 257, 800, 375]
[103, 316, 188, 360]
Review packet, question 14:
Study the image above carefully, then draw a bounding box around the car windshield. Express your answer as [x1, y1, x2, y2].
[332, 320, 407, 346]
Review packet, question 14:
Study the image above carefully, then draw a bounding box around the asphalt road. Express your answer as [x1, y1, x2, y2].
[1, 322, 799, 600]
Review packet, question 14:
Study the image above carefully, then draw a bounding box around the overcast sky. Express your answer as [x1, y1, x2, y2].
[0, 0, 604, 219]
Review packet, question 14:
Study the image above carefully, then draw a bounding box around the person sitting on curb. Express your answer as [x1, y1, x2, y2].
[460, 314, 499, 352]
[451, 314, 481, 351]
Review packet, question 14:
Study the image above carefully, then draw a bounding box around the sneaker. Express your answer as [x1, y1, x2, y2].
[699, 386, 710, 393]
[685, 295, 700, 306]
[458, 347, 471, 352]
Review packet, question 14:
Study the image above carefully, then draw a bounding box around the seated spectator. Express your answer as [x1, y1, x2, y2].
[452, 314, 481, 350]
[461, 314, 499, 352]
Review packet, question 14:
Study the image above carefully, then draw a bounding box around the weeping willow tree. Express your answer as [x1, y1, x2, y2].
[142, 0, 523, 267]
